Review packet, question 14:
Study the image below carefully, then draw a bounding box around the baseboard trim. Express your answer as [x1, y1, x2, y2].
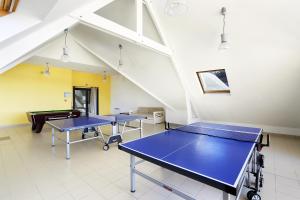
[191, 118, 300, 136]
[0, 123, 30, 129]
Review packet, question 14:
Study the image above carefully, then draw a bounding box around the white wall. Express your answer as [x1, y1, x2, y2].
[111, 74, 164, 113]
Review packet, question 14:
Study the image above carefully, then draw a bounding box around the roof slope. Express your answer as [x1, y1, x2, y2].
[151, 0, 300, 133]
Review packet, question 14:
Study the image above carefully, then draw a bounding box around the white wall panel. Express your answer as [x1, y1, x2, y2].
[111, 74, 163, 113]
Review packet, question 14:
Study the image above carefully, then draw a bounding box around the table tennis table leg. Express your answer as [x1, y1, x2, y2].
[121, 122, 126, 136]
[247, 164, 250, 187]
[112, 124, 117, 136]
[66, 131, 70, 160]
[222, 192, 230, 200]
[252, 148, 257, 174]
[51, 128, 55, 147]
[140, 119, 143, 138]
[130, 155, 136, 193]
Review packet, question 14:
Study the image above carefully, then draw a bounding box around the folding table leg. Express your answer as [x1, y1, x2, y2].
[140, 120, 143, 138]
[51, 128, 55, 147]
[247, 163, 250, 187]
[130, 155, 136, 192]
[66, 131, 70, 160]
[223, 192, 230, 200]
[112, 124, 117, 136]
[121, 122, 126, 136]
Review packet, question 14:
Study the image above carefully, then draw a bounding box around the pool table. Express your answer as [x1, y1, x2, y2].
[27, 109, 81, 133]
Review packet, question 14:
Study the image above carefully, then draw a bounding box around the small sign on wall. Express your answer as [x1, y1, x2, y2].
[64, 92, 72, 102]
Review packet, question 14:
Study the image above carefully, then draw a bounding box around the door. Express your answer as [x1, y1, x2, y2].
[73, 87, 99, 117]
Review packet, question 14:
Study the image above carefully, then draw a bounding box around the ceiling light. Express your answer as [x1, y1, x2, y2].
[219, 7, 229, 50]
[118, 44, 123, 67]
[165, 0, 188, 16]
[61, 29, 70, 62]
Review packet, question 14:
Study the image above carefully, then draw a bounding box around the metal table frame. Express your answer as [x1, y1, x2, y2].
[49, 117, 144, 159]
[128, 149, 258, 200]
[119, 129, 265, 200]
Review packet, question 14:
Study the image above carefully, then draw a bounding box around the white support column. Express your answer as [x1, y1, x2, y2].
[136, 0, 143, 36]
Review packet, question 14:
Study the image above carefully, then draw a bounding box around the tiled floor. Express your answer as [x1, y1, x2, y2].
[0, 123, 299, 200]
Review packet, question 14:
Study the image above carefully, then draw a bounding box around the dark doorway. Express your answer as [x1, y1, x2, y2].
[73, 87, 99, 117]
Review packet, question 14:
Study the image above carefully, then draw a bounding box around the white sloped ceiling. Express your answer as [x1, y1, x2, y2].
[69, 0, 187, 111]
[25, 34, 113, 74]
[71, 24, 186, 110]
[151, 0, 300, 130]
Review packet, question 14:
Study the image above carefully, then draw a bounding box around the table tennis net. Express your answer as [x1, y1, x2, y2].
[94, 114, 144, 122]
[170, 125, 260, 143]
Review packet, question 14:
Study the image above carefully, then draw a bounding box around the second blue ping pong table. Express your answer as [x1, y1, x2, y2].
[47, 114, 145, 159]
[119, 122, 269, 200]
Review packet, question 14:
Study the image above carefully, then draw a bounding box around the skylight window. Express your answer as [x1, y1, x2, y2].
[196, 69, 230, 94]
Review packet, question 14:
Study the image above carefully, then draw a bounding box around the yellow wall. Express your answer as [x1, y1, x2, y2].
[0, 64, 111, 126]
[72, 70, 111, 115]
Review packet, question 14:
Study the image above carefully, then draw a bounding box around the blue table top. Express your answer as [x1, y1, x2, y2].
[119, 122, 261, 188]
[47, 114, 145, 132]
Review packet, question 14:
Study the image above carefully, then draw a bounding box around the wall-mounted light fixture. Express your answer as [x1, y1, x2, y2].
[42, 62, 50, 76]
[219, 7, 229, 50]
[165, 0, 188, 16]
[103, 70, 107, 82]
[61, 29, 70, 62]
[118, 44, 123, 67]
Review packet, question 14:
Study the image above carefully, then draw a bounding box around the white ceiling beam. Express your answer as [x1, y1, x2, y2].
[144, 0, 193, 122]
[71, 0, 116, 16]
[70, 13, 172, 57]
[136, 0, 143, 36]
[0, 16, 78, 74]
[72, 36, 176, 111]
[143, 0, 168, 45]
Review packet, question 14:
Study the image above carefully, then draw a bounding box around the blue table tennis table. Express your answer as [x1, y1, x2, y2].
[47, 114, 145, 159]
[119, 122, 269, 200]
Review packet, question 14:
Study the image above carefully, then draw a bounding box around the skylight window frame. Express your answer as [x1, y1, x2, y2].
[196, 69, 231, 94]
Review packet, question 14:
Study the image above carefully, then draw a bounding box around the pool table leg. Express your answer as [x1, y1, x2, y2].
[66, 131, 70, 160]
[51, 128, 55, 147]
[35, 123, 44, 133]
